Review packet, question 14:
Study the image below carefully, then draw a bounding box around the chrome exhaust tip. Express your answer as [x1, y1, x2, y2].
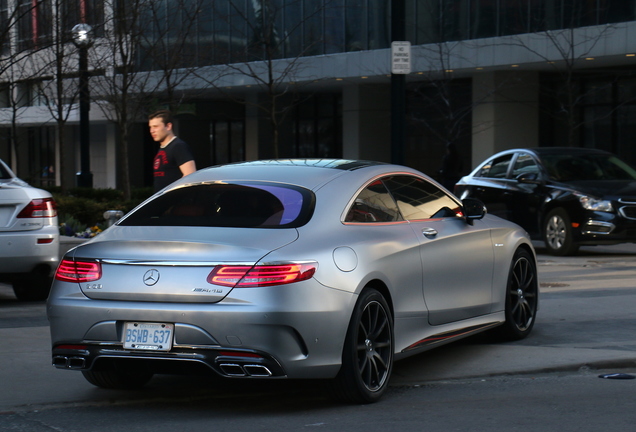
[52, 355, 86, 369]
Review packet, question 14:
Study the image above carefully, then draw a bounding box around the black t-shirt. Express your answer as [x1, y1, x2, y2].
[153, 137, 194, 191]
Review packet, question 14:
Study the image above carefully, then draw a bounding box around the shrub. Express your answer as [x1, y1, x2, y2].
[50, 187, 152, 236]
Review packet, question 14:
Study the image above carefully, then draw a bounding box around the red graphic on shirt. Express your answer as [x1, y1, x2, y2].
[154, 150, 168, 177]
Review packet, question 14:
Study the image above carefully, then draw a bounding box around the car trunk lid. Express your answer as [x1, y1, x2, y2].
[68, 226, 298, 303]
[0, 184, 38, 232]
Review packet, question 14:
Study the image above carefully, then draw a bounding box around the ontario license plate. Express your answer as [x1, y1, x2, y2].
[123, 322, 174, 351]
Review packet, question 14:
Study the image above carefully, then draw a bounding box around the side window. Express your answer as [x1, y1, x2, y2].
[383, 175, 462, 220]
[344, 180, 402, 223]
[476, 154, 513, 178]
[511, 153, 539, 178]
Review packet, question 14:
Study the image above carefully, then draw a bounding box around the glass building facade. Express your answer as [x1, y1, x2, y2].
[2, 0, 636, 186]
[124, 0, 636, 69]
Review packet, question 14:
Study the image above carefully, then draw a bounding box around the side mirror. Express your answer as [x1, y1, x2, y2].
[462, 198, 486, 223]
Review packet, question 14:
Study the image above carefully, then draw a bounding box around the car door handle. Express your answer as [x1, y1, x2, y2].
[422, 228, 438, 239]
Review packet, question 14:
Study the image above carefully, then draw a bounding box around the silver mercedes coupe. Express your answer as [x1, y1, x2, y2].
[47, 159, 538, 403]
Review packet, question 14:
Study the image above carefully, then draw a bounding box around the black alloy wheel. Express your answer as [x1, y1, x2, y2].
[496, 248, 538, 340]
[331, 288, 394, 404]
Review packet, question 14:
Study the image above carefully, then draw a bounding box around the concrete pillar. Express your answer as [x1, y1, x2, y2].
[472, 71, 539, 169]
[342, 84, 391, 162]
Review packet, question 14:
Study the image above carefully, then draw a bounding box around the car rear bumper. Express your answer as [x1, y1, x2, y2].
[0, 227, 59, 274]
[47, 280, 356, 379]
[52, 344, 288, 378]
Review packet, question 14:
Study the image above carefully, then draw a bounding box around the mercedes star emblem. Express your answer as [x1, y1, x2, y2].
[143, 269, 160, 286]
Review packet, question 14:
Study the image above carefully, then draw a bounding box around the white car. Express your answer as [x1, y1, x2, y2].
[0, 158, 59, 301]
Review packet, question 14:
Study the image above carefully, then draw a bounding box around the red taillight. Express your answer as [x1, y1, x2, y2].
[17, 198, 57, 218]
[55, 344, 88, 351]
[207, 263, 316, 288]
[55, 259, 102, 282]
[218, 351, 263, 358]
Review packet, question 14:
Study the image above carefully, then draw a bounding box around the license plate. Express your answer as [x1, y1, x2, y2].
[123, 322, 174, 351]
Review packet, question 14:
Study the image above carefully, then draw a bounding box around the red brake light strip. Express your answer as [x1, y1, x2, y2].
[207, 264, 316, 288]
[55, 259, 102, 282]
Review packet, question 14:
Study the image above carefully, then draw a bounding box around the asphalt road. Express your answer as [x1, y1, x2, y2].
[1, 242, 635, 421]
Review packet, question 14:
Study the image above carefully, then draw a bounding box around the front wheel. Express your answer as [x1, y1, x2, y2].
[543, 208, 579, 256]
[495, 248, 538, 341]
[330, 288, 394, 404]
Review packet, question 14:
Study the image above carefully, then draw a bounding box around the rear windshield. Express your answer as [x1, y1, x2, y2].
[120, 182, 315, 228]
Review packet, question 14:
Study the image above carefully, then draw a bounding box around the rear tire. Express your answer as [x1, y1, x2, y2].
[495, 248, 538, 341]
[330, 288, 393, 404]
[12, 276, 52, 302]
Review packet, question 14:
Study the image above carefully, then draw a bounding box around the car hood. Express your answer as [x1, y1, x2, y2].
[67, 226, 299, 303]
[560, 180, 636, 200]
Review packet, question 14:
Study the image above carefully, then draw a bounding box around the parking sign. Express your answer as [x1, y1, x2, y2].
[391, 41, 411, 75]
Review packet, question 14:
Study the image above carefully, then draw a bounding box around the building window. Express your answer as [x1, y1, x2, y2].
[17, 0, 52, 50]
[62, 0, 105, 39]
[15, 80, 46, 106]
[210, 120, 245, 165]
[0, 84, 9, 107]
[1, 0, 9, 56]
[292, 94, 342, 158]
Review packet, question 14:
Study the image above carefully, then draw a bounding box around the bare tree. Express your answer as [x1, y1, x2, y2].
[193, 0, 326, 158]
[410, 42, 475, 150]
[506, 5, 617, 147]
[408, 18, 497, 178]
[22, 0, 86, 191]
[0, 0, 52, 171]
[91, 0, 203, 200]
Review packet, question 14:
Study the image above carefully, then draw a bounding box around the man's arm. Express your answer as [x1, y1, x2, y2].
[179, 160, 197, 177]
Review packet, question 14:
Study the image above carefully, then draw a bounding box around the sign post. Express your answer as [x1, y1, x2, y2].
[390, 40, 410, 165]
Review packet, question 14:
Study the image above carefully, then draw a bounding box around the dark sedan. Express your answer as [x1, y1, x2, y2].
[455, 148, 636, 255]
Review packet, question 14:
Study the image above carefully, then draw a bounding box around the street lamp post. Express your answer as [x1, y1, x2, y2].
[72, 23, 94, 188]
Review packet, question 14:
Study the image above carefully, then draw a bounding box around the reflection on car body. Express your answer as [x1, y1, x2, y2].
[48, 159, 537, 403]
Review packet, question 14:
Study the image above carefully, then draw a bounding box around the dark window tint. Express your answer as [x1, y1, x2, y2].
[541, 153, 636, 182]
[383, 175, 462, 220]
[344, 180, 402, 223]
[120, 183, 314, 228]
[511, 153, 540, 178]
[0, 161, 12, 179]
[476, 154, 513, 178]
